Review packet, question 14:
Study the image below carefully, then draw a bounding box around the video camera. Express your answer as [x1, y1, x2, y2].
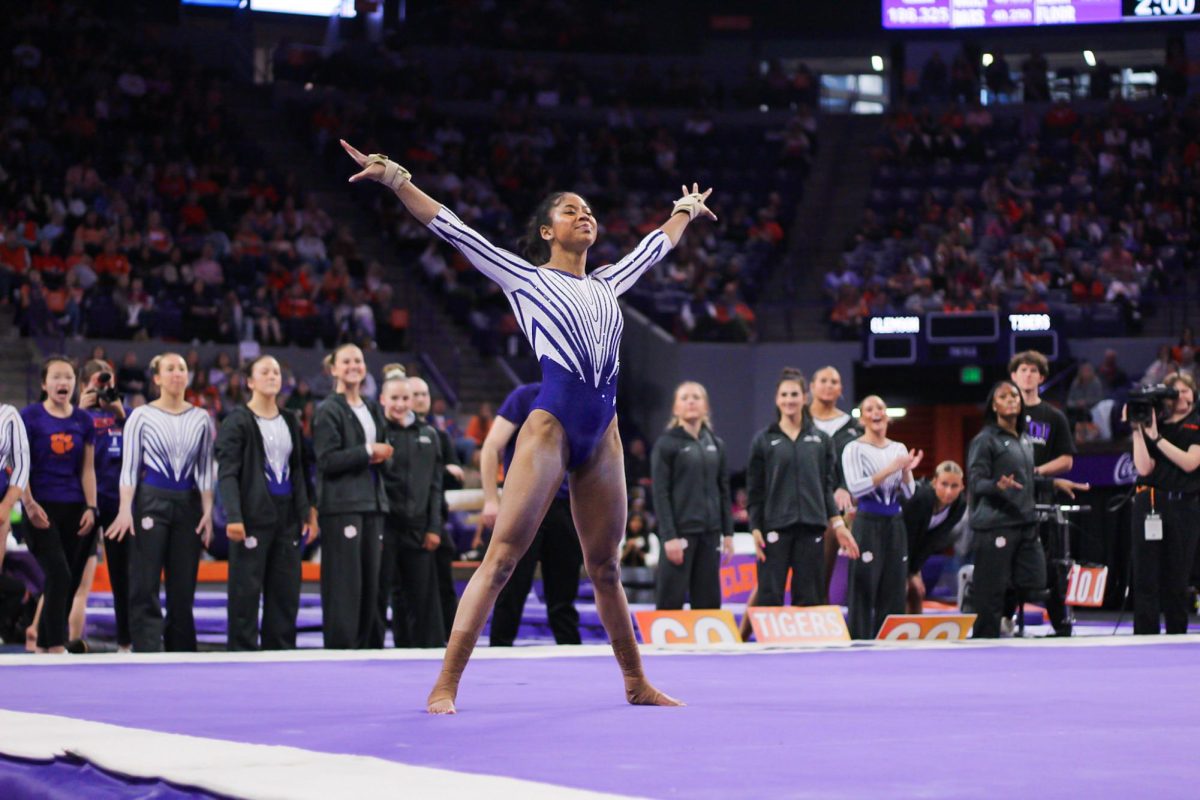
[1126, 384, 1178, 426]
[95, 371, 121, 404]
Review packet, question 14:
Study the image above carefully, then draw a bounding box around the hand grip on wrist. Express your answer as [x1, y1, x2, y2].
[365, 154, 411, 192]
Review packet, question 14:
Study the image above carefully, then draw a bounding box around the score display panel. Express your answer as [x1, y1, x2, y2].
[883, 0, 1199, 29]
[864, 312, 1057, 367]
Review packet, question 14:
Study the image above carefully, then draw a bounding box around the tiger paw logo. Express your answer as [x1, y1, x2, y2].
[50, 432, 75, 455]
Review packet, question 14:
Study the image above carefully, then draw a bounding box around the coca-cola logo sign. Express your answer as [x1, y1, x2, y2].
[1113, 453, 1138, 485]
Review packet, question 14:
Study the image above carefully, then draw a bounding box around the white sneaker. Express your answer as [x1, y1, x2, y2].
[1000, 616, 1015, 638]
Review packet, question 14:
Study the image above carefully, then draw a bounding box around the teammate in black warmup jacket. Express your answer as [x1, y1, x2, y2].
[651, 381, 733, 611]
[313, 344, 392, 649]
[808, 366, 863, 600]
[902, 462, 966, 613]
[1127, 372, 1200, 635]
[216, 355, 316, 651]
[377, 365, 445, 648]
[408, 376, 462, 639]
[967, 381, 1088, 638]
[748, 368, 858, 608]
[1008, 351, 1076, 635]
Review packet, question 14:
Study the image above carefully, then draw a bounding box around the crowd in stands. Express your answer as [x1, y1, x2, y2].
[826, 96, 1200, 339]
[285, 41, 819, 346]
[0, 3, 404, 351]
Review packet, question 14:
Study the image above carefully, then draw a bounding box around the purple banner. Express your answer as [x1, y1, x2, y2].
[882, 0, 1152, 29]
[1064, 451, 1138, 489]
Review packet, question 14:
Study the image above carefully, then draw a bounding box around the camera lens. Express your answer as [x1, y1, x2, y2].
[98, 372, 112, 384]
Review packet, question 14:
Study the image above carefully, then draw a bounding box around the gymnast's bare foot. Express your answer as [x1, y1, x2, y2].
[626, 681, 685, 707]
[427, 694, 457, 715]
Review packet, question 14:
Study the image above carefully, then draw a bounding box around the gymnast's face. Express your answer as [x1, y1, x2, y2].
[776, 380, 805, 421]
[811, 368, 842, 405]
[860, 395, 888, 435]
[248, 357, 282, 399]
[381, 378, 412, 422]
[673, 383, 708, 425]
[933, 470, 964, 508]
[541, 193, 597, 253]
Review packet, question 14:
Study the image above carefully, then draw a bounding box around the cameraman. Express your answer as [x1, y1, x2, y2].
[1128, 372, 1200, 635]
[79, 359, 131, 652]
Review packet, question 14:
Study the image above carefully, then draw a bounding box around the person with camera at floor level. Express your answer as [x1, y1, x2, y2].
[1126, 372, 1200, 635]
[968, 380, 1090, 639]
[483, 382, 583, 646]
[749, 368, 859, 611]
[21, 357, 98, 654]
[842, 395, 920, 639]
[313, 343, 392, 650]
[808, 366, 863, 602]
[78, 359, 133, 652]
[376, 365, 446, 648]
[407, 375, 463, 639]
[107, 353, 215, 653]
[652, 381, 733, 611]
[216, 355, 317, 651]
[902, 461, 966, 614]
[1008, 350, 1076, 635]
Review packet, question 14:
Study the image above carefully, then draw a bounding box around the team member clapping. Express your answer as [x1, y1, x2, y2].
[842, 395, 920, 639]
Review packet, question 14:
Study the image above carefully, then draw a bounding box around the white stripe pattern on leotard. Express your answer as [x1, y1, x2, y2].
[842, 439, 916, 507]
[428, 208, 672, 388]
[119, 405, 214, 491]
[0, 404, 31, 491]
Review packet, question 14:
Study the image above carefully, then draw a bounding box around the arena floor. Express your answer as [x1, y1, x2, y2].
[2, 636, 1199, 799]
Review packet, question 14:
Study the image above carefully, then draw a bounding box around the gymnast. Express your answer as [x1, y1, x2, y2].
[342, 139, 714, 713]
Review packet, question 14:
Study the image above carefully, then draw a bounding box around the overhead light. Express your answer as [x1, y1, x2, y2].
[871, 55, 884, 72]
[851, 407, 908, 419]
[1083, 50, 1097, 67]
[982, 53, 994, 67]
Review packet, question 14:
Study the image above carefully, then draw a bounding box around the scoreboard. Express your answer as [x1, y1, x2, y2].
[883, 0, 1199, 29]
[865, 311, 1057, 366]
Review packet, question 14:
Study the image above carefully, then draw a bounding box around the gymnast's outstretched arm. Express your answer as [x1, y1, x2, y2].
[341, 139, 536, 293]
[341, 139, 441, 225]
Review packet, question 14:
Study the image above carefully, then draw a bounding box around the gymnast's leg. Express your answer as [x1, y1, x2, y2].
[426, 410, 567, 714]
[569, 418, 682, 707]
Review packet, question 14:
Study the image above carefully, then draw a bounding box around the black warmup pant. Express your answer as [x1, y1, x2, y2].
[655, 532, 722, 611]
[319, 511, 383, 649]
[847, 512, 907, 640]
[129, 486, 203, 652]
[379, 520, 445, 648]
[434, 534, 459, 639]
[1132, 491, 1200, 635]
[228, 494, 303, 651]
[98, 504, 131, 648]
[26, 501, 95, 649]
[756, 524, 826, 607]
[491, 497, 583, 646]
[971, 525, 1045, 639]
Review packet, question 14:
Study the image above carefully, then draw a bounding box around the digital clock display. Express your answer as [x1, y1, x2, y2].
[883, 0, 1198, 28]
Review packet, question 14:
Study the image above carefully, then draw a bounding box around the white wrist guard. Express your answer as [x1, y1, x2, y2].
[672, 193, 706, 220]
[365, 154, 411, 192]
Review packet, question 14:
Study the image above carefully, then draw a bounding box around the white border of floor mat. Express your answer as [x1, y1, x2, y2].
[0, 710, 638, 800]
[2, 632, 1200, 667]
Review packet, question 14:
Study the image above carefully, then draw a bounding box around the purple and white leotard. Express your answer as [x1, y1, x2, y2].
[428, 207, 672, 469]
